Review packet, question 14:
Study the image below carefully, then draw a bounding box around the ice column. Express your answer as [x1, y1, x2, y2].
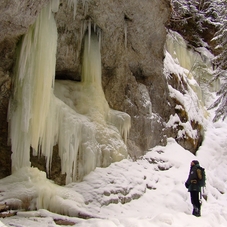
[8, 2, 58, 172]
[81, 30, 131, 141]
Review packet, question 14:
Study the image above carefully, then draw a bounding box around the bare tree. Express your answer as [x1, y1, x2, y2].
[208, 0, 227, 121]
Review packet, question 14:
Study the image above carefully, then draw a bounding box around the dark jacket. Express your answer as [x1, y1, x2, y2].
[185, 164, 202, 192]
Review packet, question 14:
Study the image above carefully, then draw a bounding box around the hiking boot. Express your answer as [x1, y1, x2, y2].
[192, 208, 201, 217]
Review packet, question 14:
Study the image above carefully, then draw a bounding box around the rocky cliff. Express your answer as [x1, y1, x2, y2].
[55, 0, 172, 157]
[0, 0, 204, 182]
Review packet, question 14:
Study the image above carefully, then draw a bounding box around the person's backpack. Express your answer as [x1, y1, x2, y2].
[197, 166, 206, 187]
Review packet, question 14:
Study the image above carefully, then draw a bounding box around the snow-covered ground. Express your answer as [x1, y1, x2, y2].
[1, 30, 226, 226]
[1, 114, 227, 227]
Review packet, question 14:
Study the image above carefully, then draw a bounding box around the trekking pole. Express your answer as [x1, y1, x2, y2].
[202, 187, 208, 201]
[199, 191, 202, 204]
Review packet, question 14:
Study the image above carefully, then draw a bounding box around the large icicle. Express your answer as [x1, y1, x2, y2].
[8, 2, 58, 172]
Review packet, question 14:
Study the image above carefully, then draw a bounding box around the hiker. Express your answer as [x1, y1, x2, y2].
[185, 160, 202, 217]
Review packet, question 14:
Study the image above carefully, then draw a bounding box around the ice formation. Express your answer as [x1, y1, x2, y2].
[0, 167, 86, 216]
[124, 22, 127, 49]
[163, 30, 217, 140]
[54, 30, 131, 183]
[67, 0, 89, 19]
[8, 1, 131, 184]
[8, 2, 58, 172]
[165, 30, 220, 106]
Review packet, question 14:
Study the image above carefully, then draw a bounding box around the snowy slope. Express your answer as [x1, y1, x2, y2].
[1, 117, 227, 226]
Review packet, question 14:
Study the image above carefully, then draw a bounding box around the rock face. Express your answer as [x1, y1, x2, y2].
[55, 0, 172, 158]
[0, 0, 203, 181]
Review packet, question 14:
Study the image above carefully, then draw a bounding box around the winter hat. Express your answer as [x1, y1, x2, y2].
[192, 160, 199, 165]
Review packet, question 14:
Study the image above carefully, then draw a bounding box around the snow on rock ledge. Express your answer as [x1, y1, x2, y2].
[0, 167, 86, 217]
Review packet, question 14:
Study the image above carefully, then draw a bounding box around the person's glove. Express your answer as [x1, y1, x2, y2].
[185, 182, 189, 188]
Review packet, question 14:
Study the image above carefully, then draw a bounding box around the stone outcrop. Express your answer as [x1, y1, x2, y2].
[0, 0, 203, 181]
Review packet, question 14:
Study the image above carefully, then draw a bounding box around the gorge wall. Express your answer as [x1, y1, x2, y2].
[0, 0, 205, 183]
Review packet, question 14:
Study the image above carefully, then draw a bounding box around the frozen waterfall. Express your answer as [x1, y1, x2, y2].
[165, 30, 220, 106]
[8, 1, 131, 184]
[8, 2, 58, 172]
